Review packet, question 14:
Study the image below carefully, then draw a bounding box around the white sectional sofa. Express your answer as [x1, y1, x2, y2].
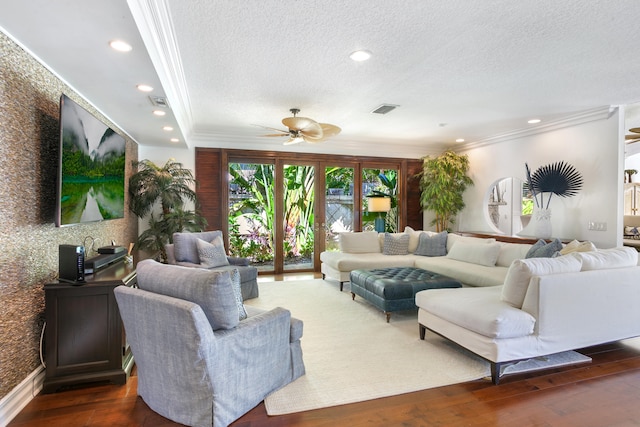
[416, 246, 640, 384]
[321, 228, 640, 385]
[320, 229, 534, 290]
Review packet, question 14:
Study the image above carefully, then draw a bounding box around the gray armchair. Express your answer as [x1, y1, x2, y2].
[165, 230, 259, 300]
[114, 260, 304, 427]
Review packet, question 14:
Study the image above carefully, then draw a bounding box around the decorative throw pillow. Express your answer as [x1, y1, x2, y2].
[404, 226, 436, 252]
[196, 237, 230, 268]
[501, 255, 583, 308]
[446, 241, 501, 267]
[625, 226, 640, 236]
[559, 239, 596, 255]
[173, 230, 223, 264]
[525, 238, 563, 258]
[383, 232, 410, 255]
[136, 259, 239, 330]
[414, 231, 448, 257]
[229, 268, 247, 320]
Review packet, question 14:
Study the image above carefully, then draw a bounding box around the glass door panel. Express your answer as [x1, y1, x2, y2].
[324, 166, 354, 251]
[362, 168, 398, 233]
[282, 164, 315, 271]
[228, 162, 275, 271]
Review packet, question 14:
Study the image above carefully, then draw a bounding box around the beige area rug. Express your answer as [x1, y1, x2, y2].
[245, 279, 590, 415]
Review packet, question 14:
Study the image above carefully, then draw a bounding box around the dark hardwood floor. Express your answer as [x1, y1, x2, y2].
[10, 274, 640, 426]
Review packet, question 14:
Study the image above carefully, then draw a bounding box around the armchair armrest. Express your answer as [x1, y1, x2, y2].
[227, 256, 250, 266]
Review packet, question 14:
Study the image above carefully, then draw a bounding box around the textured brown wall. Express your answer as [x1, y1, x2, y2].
[0, 32, 138, 399]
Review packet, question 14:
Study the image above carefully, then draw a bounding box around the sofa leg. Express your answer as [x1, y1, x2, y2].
[322, 273, 325, 280]
[419, 324, 426, 340]
[491, 363, 501, 385]
[351, 292, 356, 300]
[385, 312, 391, 323]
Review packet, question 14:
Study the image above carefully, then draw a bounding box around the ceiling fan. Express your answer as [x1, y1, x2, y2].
[259, 108, 341, 145]
[626, 127, 640, 143]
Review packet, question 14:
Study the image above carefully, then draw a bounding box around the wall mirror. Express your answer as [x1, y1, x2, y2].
[485, 177, 534, 236]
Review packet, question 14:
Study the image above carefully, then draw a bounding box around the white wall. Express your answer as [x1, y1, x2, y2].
[456, 108, 623, 248]
[138, 145, 195, 170]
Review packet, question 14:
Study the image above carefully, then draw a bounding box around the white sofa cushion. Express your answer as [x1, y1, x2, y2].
[446, 233, 495, 252]
[320, 251, 418, 271]
[571, 247, 638, 271]
[413, 257, 508, 287]
[447, 241, 501, 267]
[501, 255, 583, 308]
[416, 286, 536, 339]
[496, 242, 532, 267]
[339, 231, 381, 253]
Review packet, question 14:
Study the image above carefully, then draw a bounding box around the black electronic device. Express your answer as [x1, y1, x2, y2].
[85, 251, 126, 274]
[97, 245, 126, 254]
[58, 244, 85, 284]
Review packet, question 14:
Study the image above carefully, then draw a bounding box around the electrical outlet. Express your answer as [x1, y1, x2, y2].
[588, 221, 607, 231]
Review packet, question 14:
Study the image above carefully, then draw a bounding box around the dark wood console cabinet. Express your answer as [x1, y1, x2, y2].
[43, 261, 136, 393]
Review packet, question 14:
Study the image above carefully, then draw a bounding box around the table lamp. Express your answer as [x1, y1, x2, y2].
[368, 196, 391, 232]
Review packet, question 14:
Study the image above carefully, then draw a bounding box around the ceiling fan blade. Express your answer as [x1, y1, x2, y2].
[253, 124, 290, 134]
[319, 123, 341, 139]
[261, 133, 289, 137]
[283, 136, 304, 146]
[629, 127, 640, 134]
[282, 116, 323, 138]
[302, 134, 325, 144]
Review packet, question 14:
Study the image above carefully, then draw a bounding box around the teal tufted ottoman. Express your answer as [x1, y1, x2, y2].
[350, 267, 462, 322]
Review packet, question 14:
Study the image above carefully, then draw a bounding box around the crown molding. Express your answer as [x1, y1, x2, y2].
[127, 0, 194, 148]
[456, 106, 616, 151]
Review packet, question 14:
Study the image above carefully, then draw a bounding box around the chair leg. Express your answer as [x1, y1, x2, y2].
[339, 281, 344, 291]
[419, 324, 426, 340]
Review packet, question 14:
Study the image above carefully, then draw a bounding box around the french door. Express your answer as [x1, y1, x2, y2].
[224, 151, 408, 274]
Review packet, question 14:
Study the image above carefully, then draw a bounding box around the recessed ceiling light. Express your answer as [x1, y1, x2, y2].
[456, 138, 465, 143]
[170, 138, 180, 143]
[349, 50, 372, 61]
[137, 84, 153, 92]
[109, 39, 132, 52]
[528, 119, 541, 124]
[163, 126, 173, 131]
[153, 110, 166, 116]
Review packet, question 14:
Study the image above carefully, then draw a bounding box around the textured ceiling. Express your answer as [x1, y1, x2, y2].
[1, 0, 640, 158]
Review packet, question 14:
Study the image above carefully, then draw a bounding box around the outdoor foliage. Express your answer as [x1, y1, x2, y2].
[418, 150, 473, 232]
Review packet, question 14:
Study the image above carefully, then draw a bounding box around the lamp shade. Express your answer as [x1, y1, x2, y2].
[368, 196, 391, 213]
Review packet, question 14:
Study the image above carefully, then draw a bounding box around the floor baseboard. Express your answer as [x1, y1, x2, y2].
[0, 366, 45, 426]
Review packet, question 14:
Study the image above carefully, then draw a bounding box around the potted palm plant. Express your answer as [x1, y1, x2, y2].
[129, 159, 207, 262]
[417, 150, 474, 232]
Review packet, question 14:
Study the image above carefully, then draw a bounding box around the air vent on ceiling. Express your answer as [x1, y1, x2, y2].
[149, 96, 169, 108]
[371, 104, 399, 115]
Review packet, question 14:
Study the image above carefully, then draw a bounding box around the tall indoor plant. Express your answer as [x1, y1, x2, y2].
[417, 150, 473, 232]
[129, 159, 207, 262]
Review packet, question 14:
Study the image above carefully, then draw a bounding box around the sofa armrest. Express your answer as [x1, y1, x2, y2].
[227, 256, 250, 266]
[522, 267, 640, 350]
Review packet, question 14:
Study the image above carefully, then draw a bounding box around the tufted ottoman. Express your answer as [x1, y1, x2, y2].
[350, 267, 462, 322]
